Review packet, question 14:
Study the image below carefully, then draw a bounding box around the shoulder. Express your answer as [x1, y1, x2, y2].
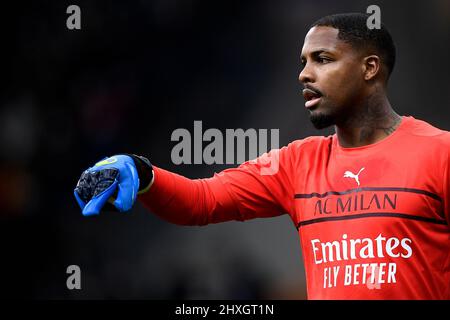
[403, 116, 450, 139]
[401, 116, 450, 149]
[279, 135, 334, 165]
[285, 135, 333, 152]
[403, 116, 450, 164]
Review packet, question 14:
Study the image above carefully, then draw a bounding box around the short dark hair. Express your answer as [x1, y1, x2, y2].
[311, 13, 396, 79]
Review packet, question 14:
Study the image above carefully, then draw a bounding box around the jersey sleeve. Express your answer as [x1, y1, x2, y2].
[138, 144, 296, 226]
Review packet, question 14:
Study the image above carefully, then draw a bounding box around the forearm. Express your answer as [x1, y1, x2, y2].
[138, 166, 241, 225]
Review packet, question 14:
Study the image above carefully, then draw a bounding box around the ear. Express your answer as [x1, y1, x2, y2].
[363, 55, 381, 81]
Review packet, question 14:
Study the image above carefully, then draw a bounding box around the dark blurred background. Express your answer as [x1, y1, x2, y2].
[0, 0, 449, 299]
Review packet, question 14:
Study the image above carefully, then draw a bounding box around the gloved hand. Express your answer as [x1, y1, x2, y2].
[74, 154, 153, 216]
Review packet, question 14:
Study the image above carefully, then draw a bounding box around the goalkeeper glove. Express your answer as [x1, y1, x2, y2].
[74, 154, 153, 216]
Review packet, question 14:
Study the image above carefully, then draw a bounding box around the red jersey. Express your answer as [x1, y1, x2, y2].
[140, 116, 450, 299]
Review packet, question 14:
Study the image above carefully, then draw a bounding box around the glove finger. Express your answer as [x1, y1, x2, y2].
[113, 162, 139, 212]
[82, 180, 119, 216]
[74, 190, 87, 210]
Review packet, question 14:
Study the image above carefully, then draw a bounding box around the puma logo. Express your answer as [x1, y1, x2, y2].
[343, 167, 365, 186]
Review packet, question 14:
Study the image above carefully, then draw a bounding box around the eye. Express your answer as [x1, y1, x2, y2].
[318, 56, 332, 64]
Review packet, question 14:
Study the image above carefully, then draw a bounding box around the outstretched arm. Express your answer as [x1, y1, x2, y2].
[139, 166, 241, 225]
[139, 154, 292, 226]
[75, 147, 295, 224]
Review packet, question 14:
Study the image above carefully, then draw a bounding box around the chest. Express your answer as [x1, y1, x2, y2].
[292, 151, 444, 226]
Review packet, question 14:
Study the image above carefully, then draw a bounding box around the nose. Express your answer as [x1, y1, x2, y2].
[298, 63, 314, 84]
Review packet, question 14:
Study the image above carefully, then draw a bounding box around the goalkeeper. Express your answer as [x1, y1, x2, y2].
[74, 13, 450, 299]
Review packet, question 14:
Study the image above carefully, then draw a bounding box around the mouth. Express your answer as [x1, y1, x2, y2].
[302, 88, 322, 109]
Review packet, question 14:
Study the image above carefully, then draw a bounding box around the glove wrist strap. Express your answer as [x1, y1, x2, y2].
[126, 154, 154, 194]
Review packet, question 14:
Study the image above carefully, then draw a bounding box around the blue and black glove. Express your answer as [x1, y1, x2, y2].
[74, 154, 153, 216]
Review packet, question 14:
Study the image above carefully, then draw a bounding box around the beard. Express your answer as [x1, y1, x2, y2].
[309, 111, 336, 129]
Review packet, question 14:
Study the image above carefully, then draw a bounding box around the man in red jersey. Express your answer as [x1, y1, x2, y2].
[74, 13, 450, 299]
